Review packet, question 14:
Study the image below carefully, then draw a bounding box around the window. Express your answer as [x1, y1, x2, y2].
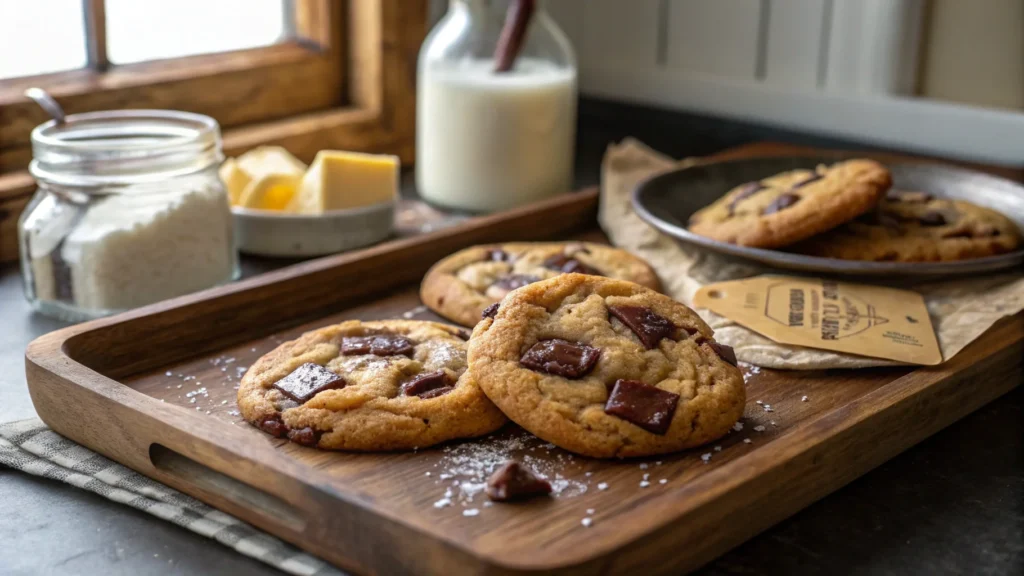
[0, 0, 426, 263]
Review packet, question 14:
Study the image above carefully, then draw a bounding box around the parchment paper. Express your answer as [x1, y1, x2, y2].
[599, 139, 1024, 369]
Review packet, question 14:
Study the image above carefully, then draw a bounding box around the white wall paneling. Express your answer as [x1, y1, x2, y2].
[664, 0, 762, 80]
[577, 0, 661, 70]
[824, 0, 925, 95]
[763, 0, 827, 89]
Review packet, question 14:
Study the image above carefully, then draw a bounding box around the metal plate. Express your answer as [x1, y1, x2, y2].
[632, 156, 1024, 277]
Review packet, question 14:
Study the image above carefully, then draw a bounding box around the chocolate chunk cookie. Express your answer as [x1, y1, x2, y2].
[238, 320, 506, 450]
[792, 191, 1021, 261]
[688, 159, 892, 248]
[466, 274, 745, 458]
[420, 242, 661, 327]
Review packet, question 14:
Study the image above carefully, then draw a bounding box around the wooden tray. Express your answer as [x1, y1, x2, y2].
[25, 157, 1024, 575]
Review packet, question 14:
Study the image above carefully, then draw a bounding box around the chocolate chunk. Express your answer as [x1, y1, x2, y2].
[792, 173, 824, 189]
[341, 334, 415, 357]
[401, 370, 453, 398]
[918, 211, 947, 226]
[482, 303, 500, 319]
[727, 182, 768, 215]
[418, 385, 454, 399]
[608, 305, 677, 349]
[455, 328, 472, 341]
[258, 415, 288, 438]
[486, 460, 552, 501]
[520, 339, 601, 379]
[272, 363, 346, 403]
[604, 379, 680, 435]
[543, 254, 602, 276]
[762, 193, 801, 215]
[491, 274, 540, 292]
[709, 342, 738, 367]
[288, 427, 320, 447]
[486, 249, 511, 262]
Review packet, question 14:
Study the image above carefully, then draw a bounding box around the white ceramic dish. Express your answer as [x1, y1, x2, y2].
[232, 200, 395, 257]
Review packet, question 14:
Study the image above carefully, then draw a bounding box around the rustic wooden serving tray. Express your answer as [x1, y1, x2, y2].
[25, 148, 1024, 575]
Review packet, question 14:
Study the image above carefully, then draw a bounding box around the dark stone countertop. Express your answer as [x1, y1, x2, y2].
[1, 99, 1021, 575]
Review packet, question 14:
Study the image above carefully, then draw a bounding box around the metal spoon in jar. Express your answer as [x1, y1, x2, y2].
[24, 87, 67, 125]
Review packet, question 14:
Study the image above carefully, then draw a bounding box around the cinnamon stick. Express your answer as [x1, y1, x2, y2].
[493, 0, 536, 73]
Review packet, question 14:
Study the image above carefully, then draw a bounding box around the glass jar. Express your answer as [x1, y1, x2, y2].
[417, 0, 577, 212]
[19, 110, 239, 322]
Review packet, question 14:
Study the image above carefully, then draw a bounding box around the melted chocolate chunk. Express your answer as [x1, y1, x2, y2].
[491, 274, 540, 292]
[763, 193, 801, 215]
[792, 173, 824, 189]
[918, 211, 947, 227]
[486, 249, 511, 262]
[727, 182, 768, 215]
[258, 415, 288, 438]
[486, 460, 552, 501]
[418, 385, 455, 399]
[709, 342, 738, 367]
[482, 303, 500, 319]
[543, 254, 602, 276]
[604, 379, 680, 435]
[455, 328, 472, 341]
[341, 334, 415, 357]
[860, 211, 903, 230]
[272, 363, 346, 403]
[401, 370, 453, 398]
[608, 305, 676, 349]
[288, 427, 321, 447]
[520, 339, 601, 379]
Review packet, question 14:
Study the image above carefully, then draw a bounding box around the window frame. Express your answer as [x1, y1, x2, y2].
[0, 0, 425, 263]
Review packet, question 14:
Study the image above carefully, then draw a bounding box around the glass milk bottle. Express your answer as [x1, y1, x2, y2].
[417, 0, 577, 212]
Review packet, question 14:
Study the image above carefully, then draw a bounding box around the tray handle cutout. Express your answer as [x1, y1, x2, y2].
[149, 443, 306, 533]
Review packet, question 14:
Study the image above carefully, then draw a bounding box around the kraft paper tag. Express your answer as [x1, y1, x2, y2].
[693, 276, 942, 365]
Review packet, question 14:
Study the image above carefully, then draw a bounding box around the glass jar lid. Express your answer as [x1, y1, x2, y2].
[30, 109, 223, 189]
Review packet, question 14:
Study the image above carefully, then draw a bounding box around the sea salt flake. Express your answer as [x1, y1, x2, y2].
[433, 498, 452, 508]
[801, 395, 809, 402]
[743, 438, 752, 444]
[755, 400, 763, 405]
[701, 453, 712, 464]
[753, 425, 766, 432]
[658, 479, 667, 484]
[732, 422, 744, 432]
[483, 501, 493, 507]
[597, 482, 609, 491]
[463, 509, 480, 517]
[642, 473, 649, 481]
[581, 518, 593, 527]
[639, 481, 650, 488]
[763, 405, 774, 412]
[586, 508, 595, 514]
[165, 371, 172, 376]
[639, 463, 648, 470]
[771, 421, 777, 426]
[714, 445, 722, 452]
[425, 472, 431, 477]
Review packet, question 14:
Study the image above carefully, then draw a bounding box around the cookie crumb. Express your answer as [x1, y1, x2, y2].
[597, 482, 609, 491]
[753, 425, 766, 432]
[701, 453, 712, 464]
[581, 518, 593, 527]
[463, 509, 480, 517]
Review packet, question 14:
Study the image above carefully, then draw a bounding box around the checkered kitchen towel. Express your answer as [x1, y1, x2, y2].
[0, 418, 343, 576]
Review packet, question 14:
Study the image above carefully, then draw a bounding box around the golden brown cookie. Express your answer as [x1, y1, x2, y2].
[792, 190, 1021, 261]
[420, 242, 661, 327]
[688, 159, 892, 248]
[466, 274, 745, 458]
[238, 320, 506, 450]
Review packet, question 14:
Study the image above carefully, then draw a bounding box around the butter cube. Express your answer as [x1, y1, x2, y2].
[219, 158, 251, 205]
[236, 146, 307, 180]
[238, 173, 301, 211]
[291, 150, 399, 214]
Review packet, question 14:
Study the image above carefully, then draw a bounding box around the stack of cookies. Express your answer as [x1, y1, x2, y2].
[687, 159, 1021, 261]
[238, 242, 745, 462]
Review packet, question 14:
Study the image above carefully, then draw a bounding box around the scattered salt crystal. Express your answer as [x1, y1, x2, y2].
[755, 400, 763, 405]
[581, 518, 593, 527]
[655, 461, 662, 466]
[483, 502, 493, 507]
[701, 453, 712, 464]
[642, 473, 649, 481]
[444, 488, 453, 498]
[433, 498, 452, 508]
[597, 483, 609, 491]
[189, 398, 196, 404]
[401, 305, 429, 319]
[463, 509, 480, 517]
[439, 473, 453, 480]
[659, 479, 667, 484]
[585, 472, 592, 477]
[770, 421, 777, 426]
[714, 445, 722, 452]
[586, 508, 595, 514]
[165, 371, 172, 376]
[732, 422, 744, 432]
[801, 395, 808, 402]
[220, 400, 227, 405]
[639, 463, 648, 470]
[753, 425, 766, 432]
[639, 481, 650, 488]
[743, 438, 752, 444]
[542, 443, 556, 450]
[763, 405, 774, 412]
[160, 399, 165, 402]
[176, 385, 182, 389]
